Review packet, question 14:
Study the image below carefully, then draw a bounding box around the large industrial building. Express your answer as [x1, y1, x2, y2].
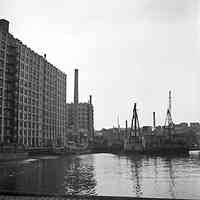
[0, 19, 66, 147]
[66, 69, 94, 143]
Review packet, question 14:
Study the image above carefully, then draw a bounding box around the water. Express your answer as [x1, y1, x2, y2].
[0, 152, 200, 199]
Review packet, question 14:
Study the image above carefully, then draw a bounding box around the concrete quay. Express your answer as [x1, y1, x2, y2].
[0, 192, 192, 200]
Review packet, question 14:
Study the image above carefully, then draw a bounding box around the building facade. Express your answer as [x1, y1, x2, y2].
[66, 100, 94, 143]
[0, 19, 66, 147]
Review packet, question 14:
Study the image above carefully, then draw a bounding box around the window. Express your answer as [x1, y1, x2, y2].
[24, 105, 27, 111]
[2, 32, 6, 41]
[20, 112, 23, 119]
[0, 51, 4, 59]
[21, 63, 24, 70]
[20, 95, 23, 102]
[0, 60, 3, 69]
[1, 41, 6, 50]
[20, 121, 23, 127]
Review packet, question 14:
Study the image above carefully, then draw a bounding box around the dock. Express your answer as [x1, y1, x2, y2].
[0, 191, 192, 200]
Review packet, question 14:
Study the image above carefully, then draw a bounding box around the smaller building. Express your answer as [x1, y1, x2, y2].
[190, 122, 200, 132]
[66, 97, 94, 143]
[141, 126, 153, 136]
[190, 122, 200, 127]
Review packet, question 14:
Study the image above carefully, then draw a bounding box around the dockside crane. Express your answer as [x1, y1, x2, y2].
[164, 91, 175, 137]
[130, 103, 141, 139]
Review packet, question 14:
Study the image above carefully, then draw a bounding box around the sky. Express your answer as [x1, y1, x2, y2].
[1, 0, 200, 130]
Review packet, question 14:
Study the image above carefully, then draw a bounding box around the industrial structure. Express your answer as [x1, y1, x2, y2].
[66, 69, 94, 144]
[0, 19, 67, 147]
[164, 90, 175, 136]
[94, 91, 194, 154]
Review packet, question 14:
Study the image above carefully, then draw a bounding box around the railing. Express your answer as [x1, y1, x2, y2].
[0, 191, 193, 200]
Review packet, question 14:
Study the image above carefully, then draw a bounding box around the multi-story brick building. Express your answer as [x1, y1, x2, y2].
[0, 19, 66, 147]
[66, 100, 94, 142]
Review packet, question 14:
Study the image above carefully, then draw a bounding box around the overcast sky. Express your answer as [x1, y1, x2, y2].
[1, 0, 200, 129]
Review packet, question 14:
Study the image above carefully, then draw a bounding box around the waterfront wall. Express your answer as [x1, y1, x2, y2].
[0, 152, 28, 161]
[0, 192, 191, 200]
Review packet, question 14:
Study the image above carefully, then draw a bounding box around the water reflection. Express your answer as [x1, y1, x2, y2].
[0, 153, 200, 199]
[63, 156, 96, 195]
[163, 158, 176, 198]
[0, 155, 96, 195]
[128, 156, 143, 197]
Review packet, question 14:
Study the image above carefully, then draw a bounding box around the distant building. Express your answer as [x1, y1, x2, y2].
[99, 127, 128, 147]
[190, 122, 200, 127]
[189, 122, 200, 132]
[0, 19, 66, 147]
[176, 122, 188, 127]
[142, 126, 152, 136]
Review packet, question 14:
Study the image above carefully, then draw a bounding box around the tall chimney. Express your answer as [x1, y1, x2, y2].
[74, 69, 79, 104]
[74, 69, 79, 134]
[153, 112, 156, 129]
[125, 120, 128, 138]
[89, 95, 92, 105]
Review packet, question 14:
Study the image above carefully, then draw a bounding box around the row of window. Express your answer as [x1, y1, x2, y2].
[18, 130, 40, 138]
[19, 88, 40, 99]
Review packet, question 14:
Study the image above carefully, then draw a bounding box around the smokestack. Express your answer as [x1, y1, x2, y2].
[89, 95, 92, 105]
[169, 90, 172, 114]
[153, 112, 156, 129]
[125, 120, 128, 137]
[74, 69, 79, 104]
[74, 69, 79, 134]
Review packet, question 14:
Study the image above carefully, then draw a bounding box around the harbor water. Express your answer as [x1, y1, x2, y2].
[0, 152, 200, 199]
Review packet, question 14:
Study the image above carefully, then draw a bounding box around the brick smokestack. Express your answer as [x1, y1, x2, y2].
[74, 69, 79, 104]
[74, 69, 79, 134]
[89, 95, 92, 105]
[125, 120, 128, 138]
[153, 112, 156, 129]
